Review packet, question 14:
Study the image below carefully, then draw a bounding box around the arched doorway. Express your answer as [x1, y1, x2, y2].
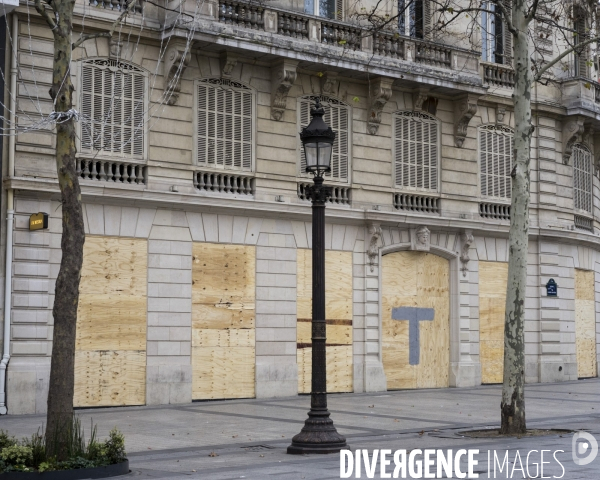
[381, 250, 450, 389]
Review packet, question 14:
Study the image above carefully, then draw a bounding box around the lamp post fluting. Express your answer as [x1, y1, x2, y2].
[287, 99, 348, 455]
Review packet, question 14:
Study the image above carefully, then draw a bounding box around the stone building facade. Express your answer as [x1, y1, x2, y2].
[1, 0, 600, 414]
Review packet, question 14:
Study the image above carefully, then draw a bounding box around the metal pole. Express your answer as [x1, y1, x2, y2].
[287, 175, 347, 454]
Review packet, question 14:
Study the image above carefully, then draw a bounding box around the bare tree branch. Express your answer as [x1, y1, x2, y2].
[534, 33, 600, 81]
[72, 0, 138, 50]
[34, 0, 58, 32]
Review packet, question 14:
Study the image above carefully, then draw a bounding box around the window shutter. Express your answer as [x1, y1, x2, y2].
[502, 0, 512, 65]
[479, 125, 514, 199]
[80, 60, 146, 158]
[335, 0, 343, 20]
[573, 144, 593, 214]
[394, 111, 438, 191]
[196, 79, 254, 171]
[299, 96, 349, 182]
[423, 0, 432, 39]
[413, 0, 424, 39]
[574, 6, 589, 77]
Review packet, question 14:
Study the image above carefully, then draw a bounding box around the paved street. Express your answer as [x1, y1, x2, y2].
[1, 379, 599, 479]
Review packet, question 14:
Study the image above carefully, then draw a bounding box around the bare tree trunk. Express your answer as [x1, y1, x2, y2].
[40, 0, 86, 457]
[500, 0, 532, 435]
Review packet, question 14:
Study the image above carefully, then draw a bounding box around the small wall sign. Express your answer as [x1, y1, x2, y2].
[546, 278, 558, 297]
[29, 212, 49, 231]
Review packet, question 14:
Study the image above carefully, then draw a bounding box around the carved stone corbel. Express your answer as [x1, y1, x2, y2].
[367, 224, 382, 272]
[220, 52, 238, 79]
[367, 77, 394, 135]
[163, 40, 192, 106]
[562, 116, 585, 164]
[320, 72, 339, 97]
[270, 60, 298, 121]
[460, 230, 474, 277]
[454, 95, 479, 148]
[413, 88, 430, 111]
[410, 226, 430, 252]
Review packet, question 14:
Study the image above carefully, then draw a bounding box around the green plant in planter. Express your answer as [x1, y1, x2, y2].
[0, 421, 127, 473]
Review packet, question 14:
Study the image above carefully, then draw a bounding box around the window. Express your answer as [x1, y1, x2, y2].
[305, 0, 343, 20]
[573, 6, 589, 77]
[394, 111, 439, 191]
[573, 144, 593, 214]
[80, 59, 146, 158]
[481, 1, 511, 64]
[398, 0, 430, 39]
[479, 124, 514, 199]
[195, 78, 254, 171]
[299, 96, 349, 182]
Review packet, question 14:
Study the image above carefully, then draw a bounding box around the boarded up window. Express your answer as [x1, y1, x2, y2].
[575, 269, 597, 378]
[297, 249, 353, 393]
[381, 251, 449, 389]
[394, 111, 439, 191]
[479, 261, 508, 384]
[74, 237, 148, 407]
[196, 78, 253, 171]
[192, 243, 256, 399]
[299, 96, 350, 182]
[80, 60, 146, 158]
[479, 124, 514, 199]
[573, 144, 593, 214]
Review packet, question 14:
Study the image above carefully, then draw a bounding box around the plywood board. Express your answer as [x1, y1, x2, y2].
[74, 350, 146, 407]
[192, 346, 255, 399]
[297, 345, 353, 393]
[192, 243, 256, 399]
[479, 261, 508, 384]
[296, 249, 353, 393]
[382, 251, 449, 390]
[74, 236, 148, 408]
[575, 269, 597, 378]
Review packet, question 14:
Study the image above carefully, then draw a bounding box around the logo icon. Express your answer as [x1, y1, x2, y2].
[572, 431, 598, 466]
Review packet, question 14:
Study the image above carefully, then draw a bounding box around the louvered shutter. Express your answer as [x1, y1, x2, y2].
[80, 60, 146, 158]
[394, 112, 438, 191]
[502, 0, 512, 65]
[299, 96, 349, 182]
[574, 6, 588, 77]
[413, 0, 424, 39]
[423, 0, 432, 39]
[196, 79, 253, 171]
[335, 0, 343, 20]
[479, 125, 514, 199]
[573, 145, 593, 213]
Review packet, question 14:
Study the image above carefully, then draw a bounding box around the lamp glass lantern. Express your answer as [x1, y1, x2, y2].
[300, 99, 335, 177]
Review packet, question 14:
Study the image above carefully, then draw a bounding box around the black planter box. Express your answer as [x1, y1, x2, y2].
[0, 460, 129, 479]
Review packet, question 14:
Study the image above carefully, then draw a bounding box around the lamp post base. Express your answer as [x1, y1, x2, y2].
[287, 410, 348, 454]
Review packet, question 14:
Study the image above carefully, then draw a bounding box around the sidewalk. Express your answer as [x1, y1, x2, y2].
[1, 379, 599, 479]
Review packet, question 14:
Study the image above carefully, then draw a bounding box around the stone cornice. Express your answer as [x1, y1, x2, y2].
[7, 176, 600, 249]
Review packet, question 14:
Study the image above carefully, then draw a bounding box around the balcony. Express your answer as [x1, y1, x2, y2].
[212, 0, 481, 84]
[481, 61, 515, 89]
[561, 77, 600, 116]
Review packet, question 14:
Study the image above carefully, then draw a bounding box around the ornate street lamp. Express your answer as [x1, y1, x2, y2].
[287, 99, 348, 455]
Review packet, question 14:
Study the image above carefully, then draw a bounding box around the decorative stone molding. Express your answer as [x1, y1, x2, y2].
[454, 95, 479, 148]
[496, 106, 506, 123]
[410, 226, 430, 252]
[320, 72, 339, 97]
[220, 52, 238, 79]
[164, 40, 192, 106]
[367, 77, 394, 135]
[562, 116, 585, 164]
[367, 223, 382, 272]
[460, 229, 474, 277]
[109, 37, 122, 59]
[270, 60, 298, 121]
